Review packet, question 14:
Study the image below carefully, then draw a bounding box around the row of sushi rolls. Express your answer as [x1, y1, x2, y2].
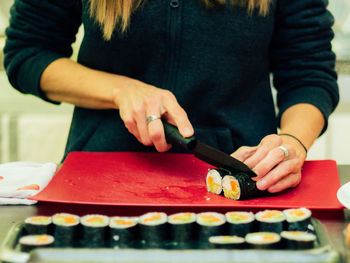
[20, 207, 316, 251]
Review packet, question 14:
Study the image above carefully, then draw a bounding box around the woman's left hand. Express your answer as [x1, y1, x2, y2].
[231, 134, 307, 193]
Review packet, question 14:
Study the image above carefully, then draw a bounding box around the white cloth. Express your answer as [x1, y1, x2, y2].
[0, 162, 57, 205]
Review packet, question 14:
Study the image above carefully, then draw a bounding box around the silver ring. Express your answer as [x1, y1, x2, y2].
[277, 145, 289, 158]
[146, 115, 160, 125]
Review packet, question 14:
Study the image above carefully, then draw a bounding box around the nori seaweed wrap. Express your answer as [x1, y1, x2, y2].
[225, 211, 255, 237]
[206, 168, 231, 195]
[280, 231, 316, 249]
[208, 235, 245, 249]
[19, 234, 54, 252]
[139, 212, 168, 248]
[222, 173, 266, 200]
[283, 208, 312, 232]
[196, 212, 226, 249]
[24, 216, 52, 235]
[80, 214, 109, 248]
[109, 216, 139, 248]
[245, 232, 281, 249]
[255, 210, 285, 233]
[167, 212, 197, 249]
[52, 213, 80, 247]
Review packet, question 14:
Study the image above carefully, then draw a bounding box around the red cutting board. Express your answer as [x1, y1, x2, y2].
[31, 152, 343, 209]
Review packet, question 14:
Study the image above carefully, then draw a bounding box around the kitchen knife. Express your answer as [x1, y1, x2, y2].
[162, 121, 256, 177]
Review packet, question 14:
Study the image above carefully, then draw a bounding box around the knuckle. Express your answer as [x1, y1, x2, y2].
[144, 95, 159, 107]
[142, 139, 153, 146]
[123, 116, 135, 128]
[149, 130, 163, 142]
[131, 105, 144, 117]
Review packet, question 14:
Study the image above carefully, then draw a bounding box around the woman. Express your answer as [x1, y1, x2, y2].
[4, 0, 338, 193]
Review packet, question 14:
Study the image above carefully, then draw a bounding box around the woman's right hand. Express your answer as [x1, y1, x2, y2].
[40, 58, 193, 152]
[112, 77, 194, 152]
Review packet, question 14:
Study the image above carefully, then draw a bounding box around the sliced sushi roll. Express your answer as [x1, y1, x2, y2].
[52, 213, 80, 247]
[225, 211, 255, 237]
[255, 210, 285, 233]
[109, 216, 139, 248]
[206, 168, 230, 195]
[19, 234, 55, 252]
[24, 216, 52, 235]
[222, 173, 266, 200]
[245, 232, 281, 249]
[283, 208, 312, 232]
[196, 212, 226, 249]
[139, 212, 168, 248]
[280, 231, 316, 250]
[80, 214, 109, 248]
[168, 212, 197, 249]
[208, 235, 245, 249]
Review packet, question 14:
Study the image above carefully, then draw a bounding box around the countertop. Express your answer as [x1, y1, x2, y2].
[0, 165, 349, 263]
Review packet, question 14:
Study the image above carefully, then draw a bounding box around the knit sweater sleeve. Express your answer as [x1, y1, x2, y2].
[3, 0, 82, 104]
[271, 0, 339, 133]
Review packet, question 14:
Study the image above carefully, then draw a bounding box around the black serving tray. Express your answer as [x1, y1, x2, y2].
[0, 218, 341, 263]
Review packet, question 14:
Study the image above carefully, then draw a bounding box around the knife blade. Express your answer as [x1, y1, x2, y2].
[162, 121, 256, 177]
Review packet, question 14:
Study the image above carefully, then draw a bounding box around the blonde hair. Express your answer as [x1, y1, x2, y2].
[90, 0, 272, 40]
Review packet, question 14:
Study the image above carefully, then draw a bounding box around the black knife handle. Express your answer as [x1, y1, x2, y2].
[162, 121, 196, 150]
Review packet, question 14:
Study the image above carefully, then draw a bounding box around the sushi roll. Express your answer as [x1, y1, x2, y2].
[245, 232, 281, 249]
[222, 173, 266, 200]
[283, 208, 312, 232]
[24, 216, 52, 235]
[196, 212, 226, 249]
[80, 214, 109, 248]
[208, 235, 245, 249]
[139, 212, 168, 248]
[19, 234, 54, 252]
[167, 212, 197, 249]
[255, 210, 285, 233]
[280, 231, 316, 250]
[206, 168, 230, 195]
[225, 211, 255, 237]
[109, 216, 139, 248]
[52, 213, 80, 247]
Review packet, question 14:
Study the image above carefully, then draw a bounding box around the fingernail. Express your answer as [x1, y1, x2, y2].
[183, 128, 194, 137]
[257, 179, 266, 190]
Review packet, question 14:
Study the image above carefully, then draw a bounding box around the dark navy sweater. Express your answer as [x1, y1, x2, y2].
[4, 0, 339, 159]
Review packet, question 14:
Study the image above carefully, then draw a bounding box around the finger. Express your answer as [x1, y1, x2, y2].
[120, 111, 142, 143]
[244, 135, 282, 171]
[256, 158, 299, 190]
[162, 91, 194, 137]
[144, 99, 171, 151]
[231, 146, 258, 162]
[134, 106, 153, 146]
[147, 116, 171, 152]
[267, 172, 301, 193]
[252, 145, 292, 181]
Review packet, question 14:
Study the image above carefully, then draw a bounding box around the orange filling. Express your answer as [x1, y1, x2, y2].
[228, 213, 249, 221]
[36, 236, 50, 243]
[30, 216, 50, 222]
[63, 216, 78, 224]
[144, 214, 162, 223]
[263, 234, 276, 241]
[208, 176, 213, 186]
[113, 219, 133, 226]
[261, 210, 281, 219]
[173, 213, 192, 221]
[200, 214, 221, 223]
[86, 216, 104, 224]
[230, 181, 238, 192]
[289, 210, 306, 217]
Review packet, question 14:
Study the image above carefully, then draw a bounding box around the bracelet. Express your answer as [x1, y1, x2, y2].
[278, 133, 308, 154]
